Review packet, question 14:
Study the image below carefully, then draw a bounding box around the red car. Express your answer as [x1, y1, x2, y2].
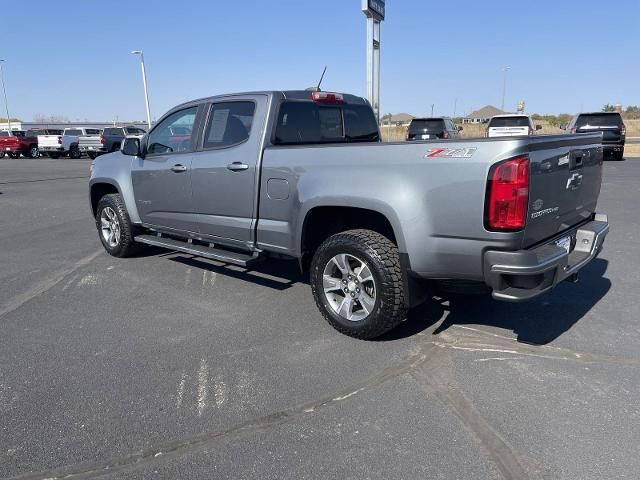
[0, 130, 39, 158]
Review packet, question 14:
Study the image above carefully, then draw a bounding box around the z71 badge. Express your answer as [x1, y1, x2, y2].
[425, 147, 477, 159]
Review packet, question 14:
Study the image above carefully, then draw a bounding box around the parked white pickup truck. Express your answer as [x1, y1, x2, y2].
[486, 115, 542, 137]
[31, 129, 64, 158]
[62, 127, 103, 158]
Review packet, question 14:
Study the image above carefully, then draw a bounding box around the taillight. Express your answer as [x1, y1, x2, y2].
[311, 91, 344, 103]
[528, 127, 534, 135]
[57, 136, 62, 144]
[621, 124, 626, 136]
[486, 156, 529, 231]
[100, 135, 105, 145]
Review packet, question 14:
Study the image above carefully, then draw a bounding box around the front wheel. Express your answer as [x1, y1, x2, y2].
[95, 193, 141, 257]
[8, 152, 20, 159]
[310, 229, 407, 339]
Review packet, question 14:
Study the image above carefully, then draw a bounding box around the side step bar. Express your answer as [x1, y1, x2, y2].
[134, 234, 260, 267]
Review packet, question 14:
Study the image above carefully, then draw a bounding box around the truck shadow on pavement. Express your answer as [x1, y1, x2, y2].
[432, 258, 611, 345]
[168, 255, 306, 291]
[380, 258, 611, 345]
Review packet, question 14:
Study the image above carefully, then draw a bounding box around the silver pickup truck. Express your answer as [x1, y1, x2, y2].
[89, 90, 609, 339]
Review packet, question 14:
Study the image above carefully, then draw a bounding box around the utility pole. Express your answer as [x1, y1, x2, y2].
[131, 50, 152, 129]
[0, 60, 12, 132]
[431, 104, 434, 117]
[453, 98, 458, 118]
[501, 66, 511, 111]
[362, 1, 385, 122]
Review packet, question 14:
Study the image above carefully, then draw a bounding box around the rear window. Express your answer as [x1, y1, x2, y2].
[26, 130, 41, 136]
[274, 102, 379, 145]
[488, 116, 530, 128]
[125, 127, 146, 135]
[65, 129, 83, 136]
[576, 113, 623, 128]
[13, 131, 25, 137]
[46, 130, 63, 135]
[409, 119, 445, 133]
[85, 129, 101, 135]
[0, 131, 9, 137]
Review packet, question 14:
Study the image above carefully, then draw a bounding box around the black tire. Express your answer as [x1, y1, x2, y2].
[310, 229, 407, 339]
[28, 145, 39, 158]
[0, 152, 4, 159]
[111, 143, 120, 152]
[95, 193, 141, 258]
[87, 152, 97, 160]
[69, 146, 81, 159]
[8, 152, 20, 159]
[49, 153, 60, 159]
[614, 150, 625, 161]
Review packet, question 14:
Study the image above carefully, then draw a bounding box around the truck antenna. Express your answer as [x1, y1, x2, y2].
[316, 66, 327, 91]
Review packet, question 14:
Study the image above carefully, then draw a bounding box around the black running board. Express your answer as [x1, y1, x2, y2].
[134, 234, 259, 267]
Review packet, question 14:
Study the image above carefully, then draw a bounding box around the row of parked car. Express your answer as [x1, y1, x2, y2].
[405, 111, 627, 160]
[0, 126, 147, 159]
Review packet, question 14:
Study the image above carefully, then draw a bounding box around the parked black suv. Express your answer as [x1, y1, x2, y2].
[100, 126, 147, 153]
[566, 112, 626, 160]
[406, 117, 460, 141]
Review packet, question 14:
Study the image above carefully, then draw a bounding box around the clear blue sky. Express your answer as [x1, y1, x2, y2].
[3, 0, 639, 121]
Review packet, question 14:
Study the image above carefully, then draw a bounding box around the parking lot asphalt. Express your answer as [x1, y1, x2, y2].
[1, 156, 640, 480]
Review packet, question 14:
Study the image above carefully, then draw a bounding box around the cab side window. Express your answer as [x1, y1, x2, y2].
[147, 107, 198, 155]
[203, 102, 255, 149]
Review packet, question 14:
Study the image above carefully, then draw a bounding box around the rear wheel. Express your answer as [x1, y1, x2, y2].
[310, 229, 407, 339]
[0, 152, 4, 159]
[87, 152, 98, 160]
[28, 145, 39, 158]
[95, 193, 141, 257]
[614, 150, 624, 161]
[8, 152, 20, 159]
[111, 143, 121, 152]
[69, 146, 81, 159]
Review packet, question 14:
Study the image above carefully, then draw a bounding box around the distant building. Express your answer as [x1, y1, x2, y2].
[462, 105, 506, 124]
[381, 113, 413, 127]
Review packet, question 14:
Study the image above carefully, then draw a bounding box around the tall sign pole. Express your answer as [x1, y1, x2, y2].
[362, 0, 385, 122]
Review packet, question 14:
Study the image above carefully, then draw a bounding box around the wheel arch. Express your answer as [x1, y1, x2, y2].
[90, 180, 121, 217]
[298, 204, 406, 271]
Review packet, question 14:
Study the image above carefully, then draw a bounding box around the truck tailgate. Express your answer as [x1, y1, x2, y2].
[38, 135, 61, 148]
[522, 133, 603, 247]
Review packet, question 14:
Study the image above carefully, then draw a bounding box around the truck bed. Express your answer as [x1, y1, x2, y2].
[258, 133, 603, 280]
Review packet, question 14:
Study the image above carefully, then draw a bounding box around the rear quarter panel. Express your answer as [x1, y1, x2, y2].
[259, 139, 529, 280]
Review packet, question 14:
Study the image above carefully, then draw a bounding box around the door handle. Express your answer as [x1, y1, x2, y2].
[227, 162, 249, 172]
[170, 164, 188, 173]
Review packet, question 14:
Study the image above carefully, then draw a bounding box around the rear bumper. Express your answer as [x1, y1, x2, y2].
[484, 214, 609, 301]
[78, 145, 106, 152]
[39, 146, 64, 152]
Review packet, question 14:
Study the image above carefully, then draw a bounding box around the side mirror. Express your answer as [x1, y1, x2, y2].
[559, 124, 567, 130]
[122, 137, 141, 156]
[458, 126, 463, 132]
[536, 125, 542, 130]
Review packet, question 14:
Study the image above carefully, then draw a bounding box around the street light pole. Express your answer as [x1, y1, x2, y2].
[431, 104, 434, 117]
[131, 50, 152, 129]
[501, 66, 511, 111]
[0, 60, 12, 132]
